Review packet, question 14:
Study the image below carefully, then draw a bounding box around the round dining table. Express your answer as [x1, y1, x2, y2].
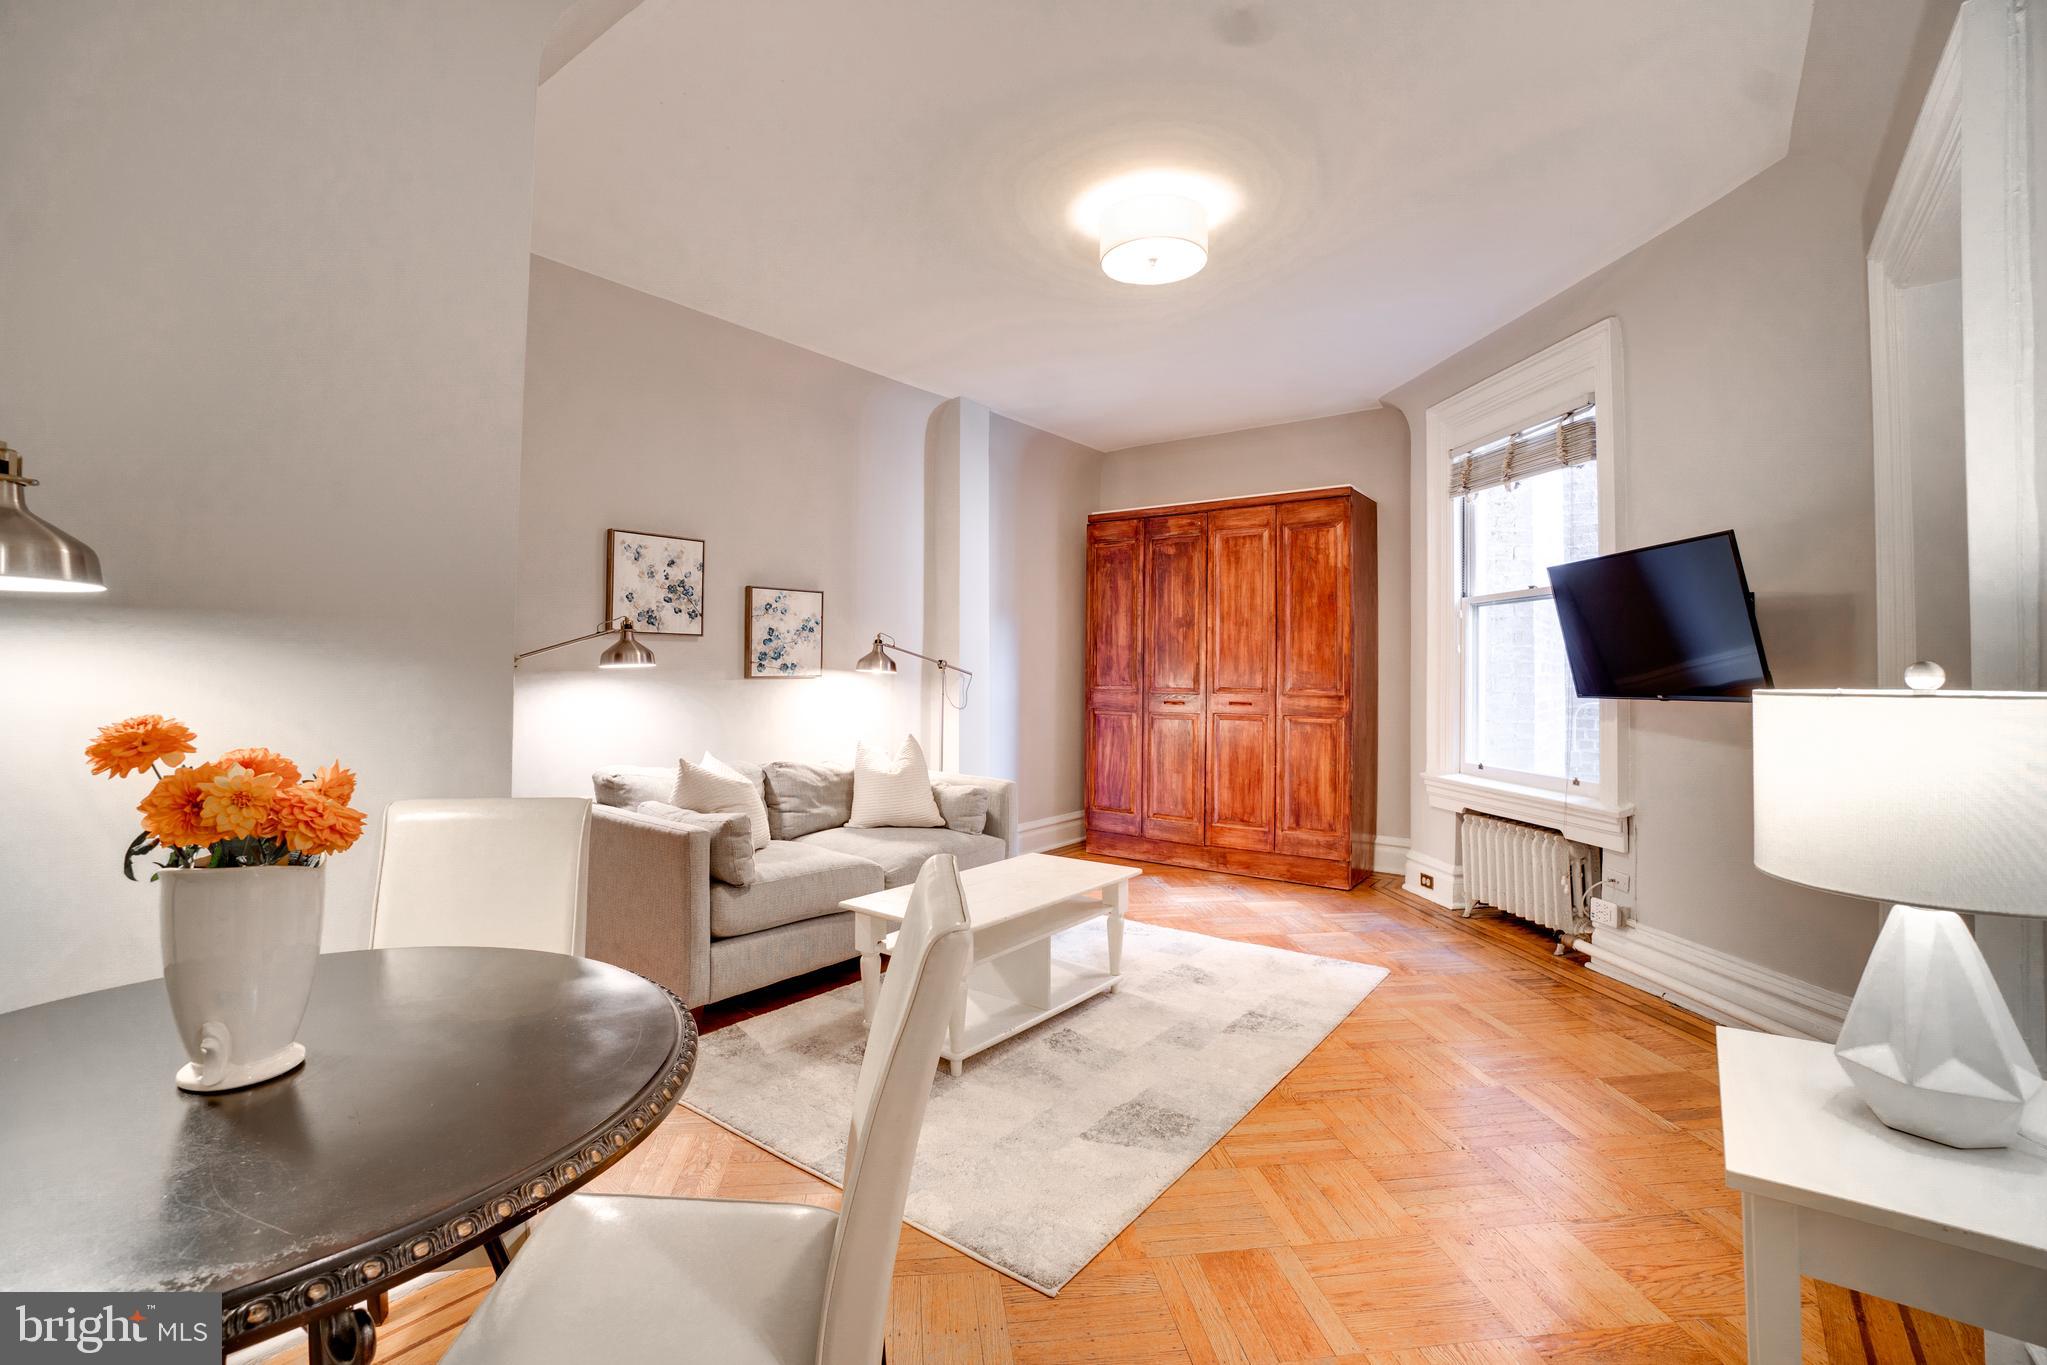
[0, 946, 698, 1363]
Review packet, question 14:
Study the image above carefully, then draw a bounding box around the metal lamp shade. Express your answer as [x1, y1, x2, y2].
[1753, 689, 2047, 918]
[855, 637, 897, 674]
[596, 623, 655, 669]
[0, 471, 105, 594]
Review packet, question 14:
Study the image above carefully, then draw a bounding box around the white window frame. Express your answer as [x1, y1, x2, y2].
[1422, 318, 1632, 851]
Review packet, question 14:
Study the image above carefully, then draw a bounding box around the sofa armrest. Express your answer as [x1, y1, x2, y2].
[933, 771, 1020, 856]
[584, 805, 713, 1008]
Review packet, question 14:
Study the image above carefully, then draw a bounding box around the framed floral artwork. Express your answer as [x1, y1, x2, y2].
[607, 529, 705, 636]
[745, 586, 823, 679]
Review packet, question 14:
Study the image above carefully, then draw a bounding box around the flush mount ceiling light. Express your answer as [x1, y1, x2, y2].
[1099, 193, 1208, 285]
[1071, 171, 1238, 287]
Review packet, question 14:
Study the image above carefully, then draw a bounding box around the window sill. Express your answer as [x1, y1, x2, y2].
[1422, 771, 1632, 853]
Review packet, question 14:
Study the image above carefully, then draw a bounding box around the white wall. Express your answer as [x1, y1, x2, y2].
[1095, 409, 1414, 846]
[989, 415, 1103, 824]
[0, 0, 565, 1013]
[1386, 154, 1883, 996]
[513, 258, 1103, 809]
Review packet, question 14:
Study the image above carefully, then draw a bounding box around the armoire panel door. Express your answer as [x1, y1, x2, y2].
[1141, 514, 1206, 843]
[1206, 504, 1276, 850]
[1143, 703, 1205, 844]
[1086, 519, 1144, 693]
[1277, 713, 1350, 860]
[1278, 499, 1353, 705]
[1278, 498, 1352, 862]
[1144, 514, 1207, 695]
[1085, 519, 1144, 835]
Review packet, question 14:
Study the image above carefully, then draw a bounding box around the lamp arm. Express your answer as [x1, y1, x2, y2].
[873, 633, 973, 679]
[514, 617, 629, 668]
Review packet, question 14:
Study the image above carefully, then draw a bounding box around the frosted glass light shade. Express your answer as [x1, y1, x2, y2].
[1753, 689, 2047, 918]
[1099, 193, 1209, 285]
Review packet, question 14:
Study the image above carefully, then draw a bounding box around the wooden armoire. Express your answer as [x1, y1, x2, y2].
[1083, 487, 1377, 889]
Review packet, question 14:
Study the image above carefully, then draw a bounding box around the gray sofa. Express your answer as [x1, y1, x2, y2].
[583, 762, 1016, 1008]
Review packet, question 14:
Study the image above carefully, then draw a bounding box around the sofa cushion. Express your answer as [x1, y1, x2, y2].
[933, 782, 989, 835]
[675, 755, 771, 850]
[709, 840, 883, 939]
[795, 826, 1007, 889]
[635, 802, 757, 887]
[763, 761, 854, 840]
[592, 765, 679, 809]
[849, 736, 944, 828]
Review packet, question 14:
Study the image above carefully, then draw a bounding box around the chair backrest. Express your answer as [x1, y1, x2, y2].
[369, 798, 593, 954]
[815, 854, 973, 1365]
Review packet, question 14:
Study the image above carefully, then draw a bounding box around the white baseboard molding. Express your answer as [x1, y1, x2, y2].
[1575, 920, 1850, 1042]
[1354, 834, 1411, 877]
[1402, 851, 1467, 910]
[1018, 810, 1085, 854]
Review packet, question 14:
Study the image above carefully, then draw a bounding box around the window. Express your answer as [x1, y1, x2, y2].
[1454, 406, 1599, 790]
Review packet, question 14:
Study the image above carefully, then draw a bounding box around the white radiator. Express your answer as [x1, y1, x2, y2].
[1460, 812, 1599, 941]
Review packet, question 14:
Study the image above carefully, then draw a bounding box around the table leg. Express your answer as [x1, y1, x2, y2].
[484, 1234, 510, 1274]
[306, 1303, 377, 1365]
[1106, 880, 1127, 989]
[947, 985, 966, 1077]
[1742, 1191, 1801, 1364]
[856, 912, 884, 1026]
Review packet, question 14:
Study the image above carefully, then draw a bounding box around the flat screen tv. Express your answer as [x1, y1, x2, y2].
[1546, 530, 1772, 701]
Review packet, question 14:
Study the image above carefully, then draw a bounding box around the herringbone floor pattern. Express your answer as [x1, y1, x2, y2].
[276, 855, 1981, 1364]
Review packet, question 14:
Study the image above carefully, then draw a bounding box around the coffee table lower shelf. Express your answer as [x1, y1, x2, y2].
[949, 958, 1119, 1071]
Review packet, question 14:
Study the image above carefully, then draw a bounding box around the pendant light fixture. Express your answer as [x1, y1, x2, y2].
[0, 443, 106, 593]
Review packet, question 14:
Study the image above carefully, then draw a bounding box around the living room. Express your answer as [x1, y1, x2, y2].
[4, 1, 2045, 1362]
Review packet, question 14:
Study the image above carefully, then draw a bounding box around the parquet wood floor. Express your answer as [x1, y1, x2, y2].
[273, 856, 1981, 1364]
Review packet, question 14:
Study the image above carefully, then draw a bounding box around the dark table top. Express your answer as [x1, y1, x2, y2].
[0, 947, 697, 1346]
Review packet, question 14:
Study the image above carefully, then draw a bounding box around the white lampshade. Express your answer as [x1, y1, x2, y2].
[1753, 688, 2047, 917]
[1099, 193, 1209, 285]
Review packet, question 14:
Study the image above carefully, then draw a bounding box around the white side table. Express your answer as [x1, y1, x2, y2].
[1717, 1027, 2047, 1362]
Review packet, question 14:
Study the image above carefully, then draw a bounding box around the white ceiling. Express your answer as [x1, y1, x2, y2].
[535, 1, 1812, 451]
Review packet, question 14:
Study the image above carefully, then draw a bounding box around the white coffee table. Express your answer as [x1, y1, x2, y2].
[842, 853, 1141, 1075]
[1717, 1027, 2047, 1362]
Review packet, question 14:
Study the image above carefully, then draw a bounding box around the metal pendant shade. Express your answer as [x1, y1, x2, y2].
[596, 622, 656, 669]
[855, 635, 898, 674]
[0, 445, 105, 594]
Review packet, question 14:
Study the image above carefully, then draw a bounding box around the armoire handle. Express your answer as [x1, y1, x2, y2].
[1226, 700, 1254, 707]
[1162, 699, 1189, 706]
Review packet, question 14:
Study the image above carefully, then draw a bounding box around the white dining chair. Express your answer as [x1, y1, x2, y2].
[439, 853, 976, 1365]
[368, 798, 593, 954]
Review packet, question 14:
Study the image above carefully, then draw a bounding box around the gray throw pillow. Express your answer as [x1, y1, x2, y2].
[591, 765, 678, 809]
[933, 782, 989, 835]
[635, 802, 758, 887]
[763, 762, 854, 839]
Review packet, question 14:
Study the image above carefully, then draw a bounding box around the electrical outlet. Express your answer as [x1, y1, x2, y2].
[1588, 897, 1622, 929]
[1607, 872, 1632, 896]
[1419, 872, 1436, 890]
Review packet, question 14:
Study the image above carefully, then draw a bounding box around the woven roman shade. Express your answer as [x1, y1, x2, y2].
[1451, 404, 1595, 497]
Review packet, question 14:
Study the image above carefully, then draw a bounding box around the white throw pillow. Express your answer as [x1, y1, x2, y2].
[673, 754, 771, 850]
[849, 736, 946, 829]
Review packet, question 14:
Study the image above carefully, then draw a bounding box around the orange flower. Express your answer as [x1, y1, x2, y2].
[308, 760, 357, 806]
[217, 747, 302, 786]
[271, 785, 365, 856]
[137, 763, 225, 848]
[86, 715, 198, 778]
[197, 764, 282, 840]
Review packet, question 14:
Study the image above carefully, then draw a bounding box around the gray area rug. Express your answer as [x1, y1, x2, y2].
[684, 920, 1387, 1294]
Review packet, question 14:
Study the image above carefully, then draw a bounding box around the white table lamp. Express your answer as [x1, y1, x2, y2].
[1753, 672, 2047, 1148]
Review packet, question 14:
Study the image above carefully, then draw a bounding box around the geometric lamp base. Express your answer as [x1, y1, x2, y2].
[1835, 906, 2046, 1149]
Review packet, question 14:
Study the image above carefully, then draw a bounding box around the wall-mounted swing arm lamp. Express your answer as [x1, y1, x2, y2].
[0, 442, 106, 594]
[855, 632, 973, 768]
[513, 616, 656, 670]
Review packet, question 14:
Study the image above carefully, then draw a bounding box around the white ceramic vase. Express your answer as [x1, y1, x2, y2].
[159, 864, 324, 1092]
